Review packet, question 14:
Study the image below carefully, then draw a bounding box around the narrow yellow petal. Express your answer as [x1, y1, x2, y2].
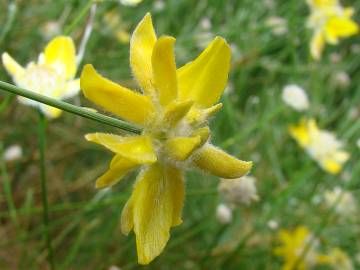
[130, 13, 157, 94]
[204, 103, 223, 118]
[165, 166, 184, 227]
[152, 36, 177, 106]
[132, 163, 176, 264]
[163, 100, 193, 127]
[191, 127, 210, 146]
[193, 144, 252, 178]
[177, 37, 231, 108]
[85, 133, 157, 164]
[121, 197, 134, 235]
[310, 31, 325, 60]
[2, 52, 25, 77]
[44, 36, 76, 79]
[80, 64, 155, 125]
[289, 118, 312, 147]
[165, 136, 201, 161]
[322, 159, 342, 175]
[96, 157, 138, 189]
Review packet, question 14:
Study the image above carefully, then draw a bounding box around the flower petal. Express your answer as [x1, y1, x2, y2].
[152, 36, 177, 106]
[59, 79, 80, 99]
[131, 163, 182, 264]
[96, 156, 138, 189]
[41, 105, 62, 119]
[130, 13, 157, 94]
[85, 133, 157, 164]
[310, 31, 325, 60]
[80, 64, 155, 125]
[165, 136, 201, 161]
[163, 100, 193, 127]
[193, 144, 252, 178]
[44, 36, 77, 79]
[121, 197, 134, 235]
[166, 166, 185, 227]
[2, 52, 25, 78]
[325, 17, 359, 41]
[191, 127, 210, 146]
[177, 37, 231, 108]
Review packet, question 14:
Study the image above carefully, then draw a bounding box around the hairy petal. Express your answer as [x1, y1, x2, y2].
[152, 36, 178, 106]
[177, 37, 231, 108]
[131, 163, 183, 264]
[80, 64, 155, 125]
[130, 13, 157, 94]
[193, 144, 252, 178]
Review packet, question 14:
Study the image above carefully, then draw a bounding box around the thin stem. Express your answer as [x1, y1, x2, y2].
[0, 142, 19, 228]
[0, 1, 17, 46]
[38, 111, 55, 270]
[76, 3, 97, 65]
[0, 81, 141, 134]
[64, 0, 94, 35]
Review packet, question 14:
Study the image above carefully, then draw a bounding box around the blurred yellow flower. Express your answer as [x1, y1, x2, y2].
[307, 0, 359, 60]
[81, 13, 252, 264]
[2, 36, 80, 118]
[103, 11, 131, 44]
[289, 118, 349, 174]
[274, 226, 323, 270]
[326, 248, 354, 270]
[324, 186, 357, 217]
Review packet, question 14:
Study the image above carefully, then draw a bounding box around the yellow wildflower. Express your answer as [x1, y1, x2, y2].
[274, 226, 324, 270]
[307, 0, 359, 60]
[81, 13, 252, 264]
[326, 248, 354, 270]
[2, 36, 80, 118]
[289, 118, 349, 174]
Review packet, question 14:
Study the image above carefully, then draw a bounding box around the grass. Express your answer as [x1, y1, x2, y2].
[0, 0, 359, 269]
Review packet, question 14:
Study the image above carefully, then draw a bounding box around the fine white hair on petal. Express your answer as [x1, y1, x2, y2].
[282, 84, 310, 111]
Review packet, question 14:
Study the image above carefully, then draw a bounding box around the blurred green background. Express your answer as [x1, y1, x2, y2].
[0, 0, 359, 269]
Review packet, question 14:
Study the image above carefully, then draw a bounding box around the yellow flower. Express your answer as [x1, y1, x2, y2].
[274, 226, 323, 270]
[81, 13, 252, 264]
[326, 248, 354, 270]
[307, 0, 359, 60]
[289, 118, 349, 174]
[2, 36, 80, 118]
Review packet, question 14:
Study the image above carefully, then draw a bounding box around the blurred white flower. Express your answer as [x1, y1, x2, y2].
[153, 0, 165, 11]
[267, 219, 279, 230]
[119, 0, 143, 6]
[200, 17, 212, 30]
[108, 266, 121, 270]
[333, 71, 350, 89]
[330, 52, 342, 63]
[282, 84, 309, 111]
[216, 203, 233, 224]
[218, 175, 259, 206]
[4, 144, 23, 162]
[41, 21, 61, 40]
[324, 186, 357, 217]
[265, 16, 288, 36]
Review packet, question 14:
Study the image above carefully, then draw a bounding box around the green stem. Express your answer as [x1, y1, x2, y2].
[64, 0, 94, 35]
[0, 81, 141, 134]
[38, 111, 55, 270]
[0, 142, 19, 228]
